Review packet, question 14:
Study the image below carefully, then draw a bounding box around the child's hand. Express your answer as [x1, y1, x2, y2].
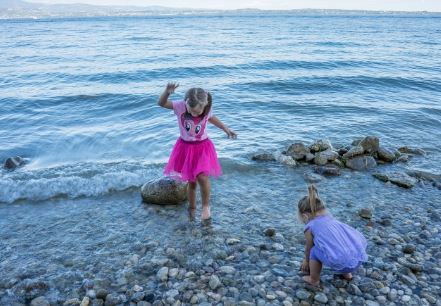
[301, 259, 310, 274]
[165, 82, 179, 95]
[225, 128, 237, 139]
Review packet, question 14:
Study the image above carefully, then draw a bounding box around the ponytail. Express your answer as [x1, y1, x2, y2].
[308, 184, 319, 217]
[298, 184, 325, 217]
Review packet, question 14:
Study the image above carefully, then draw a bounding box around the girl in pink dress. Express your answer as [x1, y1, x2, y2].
[158, 82, 237, 220]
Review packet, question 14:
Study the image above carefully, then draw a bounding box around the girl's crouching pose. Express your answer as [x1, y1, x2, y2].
[298, 185, 368, 286]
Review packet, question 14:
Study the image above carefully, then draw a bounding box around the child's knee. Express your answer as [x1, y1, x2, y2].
[196, 173, 209, 184]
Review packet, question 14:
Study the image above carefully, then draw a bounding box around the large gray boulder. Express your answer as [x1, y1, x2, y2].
[373, 172, 417, 188]
[314, 149, 339, 165]
[286, 143, 310, 160]
[276, 154, 297, 166]
[309, 139, 332, 153]
[342, 146, 364, 159]
[378, 147, 396, 162]
[345, 156, 377, 171]
[141, 178, 187, 205]
[359, 136, 380, 154]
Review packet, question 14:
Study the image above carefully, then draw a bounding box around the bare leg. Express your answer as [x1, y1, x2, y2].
[341, 273, 353, 281]
[303, 259, 322, 286]
[197, 174, 211, 220]
[187, 182, 197, 219]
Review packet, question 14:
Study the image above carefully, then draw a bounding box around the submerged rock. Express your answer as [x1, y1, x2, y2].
[398, 146, 426, 155]
[4, 156, 25, 170]
[396, 154, 410, 163]
[402, 244, 416, 254]
[31, 297, 50, 306]
[252, 152, 276, 161]
[313, 165, 341, 176]
[345, 156, 377, 171]
[359, 208, 373, 219]
[156, 267, 169, 282]
[406, 170, 440, 183]
[141, 178, 187, 205]
[264, 228, 276, 237]
[209, 275, 221, 290]
[373, 172, 417, 188]
[304, 172, 324, 183]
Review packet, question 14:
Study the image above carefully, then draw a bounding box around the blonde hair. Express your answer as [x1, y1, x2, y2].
[298, 184, 325, 218]
[185, 87, 212, 118]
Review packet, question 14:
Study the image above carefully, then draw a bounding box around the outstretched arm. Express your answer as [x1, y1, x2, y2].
[158, 82, 179, 109]
[208, 116, 237, 139]
[301, 229, 314, 273]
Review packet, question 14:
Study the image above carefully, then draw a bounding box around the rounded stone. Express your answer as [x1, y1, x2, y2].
[141, 177, 187, 205]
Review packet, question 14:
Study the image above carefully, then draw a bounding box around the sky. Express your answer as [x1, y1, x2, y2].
[29, 0, 441, 12]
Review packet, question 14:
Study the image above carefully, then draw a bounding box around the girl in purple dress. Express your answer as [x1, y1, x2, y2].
[158, 82, 237, 221]
[298, 185, 368, 286]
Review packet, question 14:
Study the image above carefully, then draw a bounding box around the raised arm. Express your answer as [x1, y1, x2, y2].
[208, 116, 237, 139]
[158, 82, 179, 109]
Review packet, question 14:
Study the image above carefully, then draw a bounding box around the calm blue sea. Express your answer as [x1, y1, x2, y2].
[1, 13, 441, 203]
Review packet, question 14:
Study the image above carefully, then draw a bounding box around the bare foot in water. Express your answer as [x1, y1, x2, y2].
[303, 275, 320, 287]
[201, 207, 211, 220]
[188, 207, 196, 221]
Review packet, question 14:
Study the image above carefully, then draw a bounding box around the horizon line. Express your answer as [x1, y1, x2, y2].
[23, 1, 441, 14]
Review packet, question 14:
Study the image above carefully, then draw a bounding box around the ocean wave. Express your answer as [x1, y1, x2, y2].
[0, 93, 149, 116]
[0, 161, 161, 204]
[1, 59, 392, 87]
[0, 157, 258, 204]
[234, 75, 441, 93]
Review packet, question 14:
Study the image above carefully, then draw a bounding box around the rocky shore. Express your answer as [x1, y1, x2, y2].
[252, 136, 439, 190]
[2, 191, 440, 306]
[1, 136, 440, 306]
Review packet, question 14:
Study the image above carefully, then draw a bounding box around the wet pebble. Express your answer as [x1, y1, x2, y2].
[209, 275, 221, 290]
[156, 267, 168, 282]
[31, 296, 50, 306]
[296, 289, 310, 300]
[314, 292, 328, 303]
[402, 244, 416, 254]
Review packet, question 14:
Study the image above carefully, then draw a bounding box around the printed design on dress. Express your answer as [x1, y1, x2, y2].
[180, 113, 206, 140]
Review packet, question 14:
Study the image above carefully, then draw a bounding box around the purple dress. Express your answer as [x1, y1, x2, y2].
[305, 215, 368, 273]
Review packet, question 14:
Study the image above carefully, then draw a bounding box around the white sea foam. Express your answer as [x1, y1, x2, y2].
[0, 161, 161, 204]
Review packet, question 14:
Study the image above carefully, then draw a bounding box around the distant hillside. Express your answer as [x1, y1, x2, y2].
[0, 0, 195, 18]
[0, 0, 438, 19]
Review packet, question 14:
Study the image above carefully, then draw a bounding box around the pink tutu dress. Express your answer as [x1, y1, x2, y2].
[164, 100, 222, 182]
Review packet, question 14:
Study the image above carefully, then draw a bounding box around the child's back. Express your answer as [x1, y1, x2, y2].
[305, 215, 367, 273]
[298, 185, 368, 286]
